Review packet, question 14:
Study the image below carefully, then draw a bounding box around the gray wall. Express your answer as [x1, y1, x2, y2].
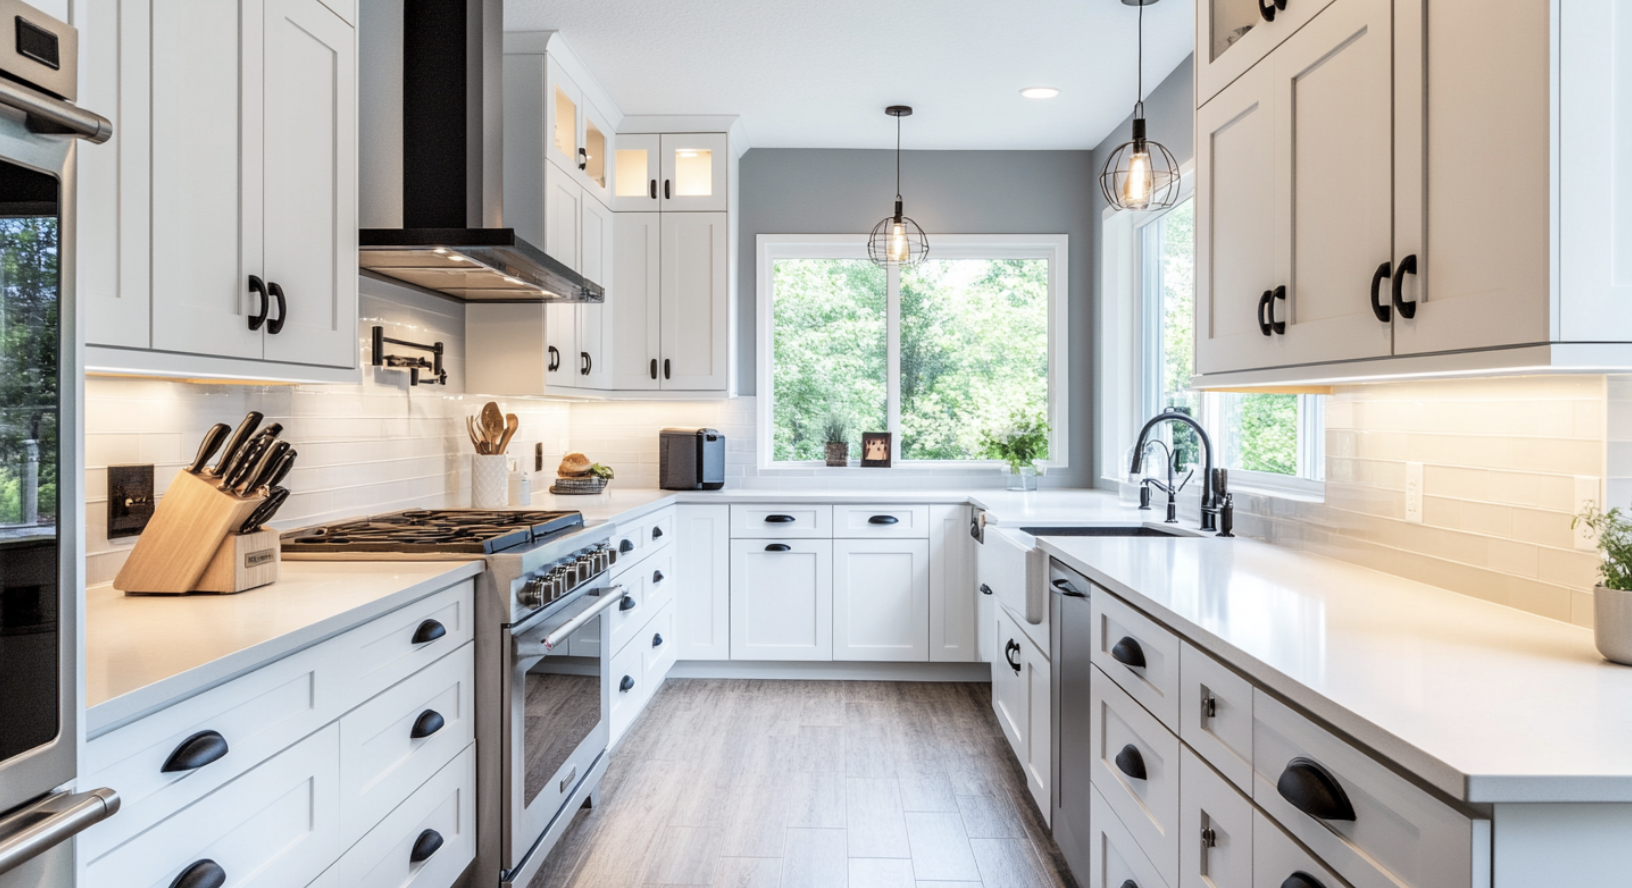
[737, 148, 1098, 485]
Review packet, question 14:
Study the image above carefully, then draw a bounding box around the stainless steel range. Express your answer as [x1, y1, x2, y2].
[283, 508, 625, 887]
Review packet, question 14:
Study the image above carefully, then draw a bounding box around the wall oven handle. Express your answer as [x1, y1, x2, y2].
[516, 585, 626, 656]
[0, 76, 113, 143]
[0, 788, 121, 876]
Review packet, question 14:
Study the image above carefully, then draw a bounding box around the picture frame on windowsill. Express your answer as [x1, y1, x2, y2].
[861, 432, 893, 468]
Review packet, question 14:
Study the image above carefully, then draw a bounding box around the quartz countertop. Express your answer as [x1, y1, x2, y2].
[1038, 534, 1632, 805]
[85, 559, 485, 735]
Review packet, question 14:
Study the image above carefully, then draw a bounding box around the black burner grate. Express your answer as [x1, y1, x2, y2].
[280, 510, 585, 555]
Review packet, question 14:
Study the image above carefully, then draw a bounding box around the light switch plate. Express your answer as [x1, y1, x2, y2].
[108, 464, 155, 539]
[1404, 461, 1424, 523]
[1575, 475, 1601, 551]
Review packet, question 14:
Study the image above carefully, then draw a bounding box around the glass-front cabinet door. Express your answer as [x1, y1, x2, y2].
[547, 57, 581, 174]
[580, 100, 613, 204]
[1195, 0, 1340, 107]
[659, 133, 729, 212]
[612, 133, 660, 212]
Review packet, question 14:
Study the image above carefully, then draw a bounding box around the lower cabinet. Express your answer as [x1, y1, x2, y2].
[993, 607, 1051, 819]
[1179, 746, 1253, 888]
[832, 538, 930, 661]
[729, 539, 834, 661]
[675, 504, 731, 660]
[315, 744, 477, 888]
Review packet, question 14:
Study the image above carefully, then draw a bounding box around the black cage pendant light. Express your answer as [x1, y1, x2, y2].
[868, 106, 930, 268]
[1100, 0, 1181, 211]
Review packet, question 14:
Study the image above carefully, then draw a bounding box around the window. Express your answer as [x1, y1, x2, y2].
[1134, 193, 1324, 493]
[758, 235, 1068, 467]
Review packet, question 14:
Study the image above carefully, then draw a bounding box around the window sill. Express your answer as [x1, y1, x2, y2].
[763, 460, 1067, 473]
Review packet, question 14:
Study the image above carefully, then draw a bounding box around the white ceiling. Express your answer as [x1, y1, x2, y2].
[503, 0, 1195, 151]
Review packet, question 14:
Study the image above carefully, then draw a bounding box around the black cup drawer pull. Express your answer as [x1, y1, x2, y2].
[169, 859, 226, 888]
[410, 829, 444, 864]
[652, 632, 664, 647]
[652, 570, 665, 584]
[979, 583, 994, 595]
[410, 709, 445, 740]
[868, 515, 899, 525]
[620, 595, 638, 612]
[1120, 881, 1139, 888]
[1276, 757, 1356, 821]
[652, 526, 664, 539]
[162, 730, 229, 773]
[764, 514, 796, 524]
[765, 544, 792, 552]
[619, 675, 636, 692]
[411, 619, 446, 645]
[1110, 636, 1147, 669]
[1281, 874, 1326, 888]
[1114, 744, 1148, 780]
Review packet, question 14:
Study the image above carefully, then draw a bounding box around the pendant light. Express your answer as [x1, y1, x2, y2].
[1100, 0, 1181, 212]
[868, 106, 929, 268]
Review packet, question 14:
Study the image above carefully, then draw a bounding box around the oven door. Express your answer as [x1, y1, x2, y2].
[501, 577, 623, 871]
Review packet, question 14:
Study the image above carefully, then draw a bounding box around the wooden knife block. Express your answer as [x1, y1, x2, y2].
[190, 528, 281, 594]
[114, 471, 265, 594]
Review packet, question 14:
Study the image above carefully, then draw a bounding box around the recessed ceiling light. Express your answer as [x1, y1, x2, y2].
[1020, 87, 1060, 99]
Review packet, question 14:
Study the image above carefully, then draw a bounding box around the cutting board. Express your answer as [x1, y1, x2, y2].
[114, 471, 264, 594]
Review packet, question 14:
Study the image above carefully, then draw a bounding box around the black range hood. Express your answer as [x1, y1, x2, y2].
[358, 0, 603, 304]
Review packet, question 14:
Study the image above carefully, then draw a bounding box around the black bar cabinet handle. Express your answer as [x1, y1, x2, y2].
[247, 275, 269, 331]
[649, 179, 657, 199]
[979, 583, 994, 595]
[577, 146, 587, 171]
[1114, 743, 1148, 780]
[1271, 285, 1287, 334]
[619, 675, 636, 692]
[1258, 0, 1286, 20]
[410, 829, 444, 864]
[161, 730, 229, 773]
[411, 619, 446, 645]
[664, 179, 671, 199]
[1370, 261, 1393, 322]
[410, 710, 445, 740]
[619, 595, 638, 612]
[868, 515, 899, 525]
[266, 282, 287, 335]
[1004, 639, 1022, 674]
[581, 352, 591, 375]
[650, 358, 658, 379]
[1110, 636, 1147, 669]
[169, 859, 226, 888]
[765, 543, 792, 552]
[548, 346, 560, 372]
[1392, 253, 1418, 319]
[663, 358, 671, 379]
[1281, 874, 1327, 888]
[1257, 290, 1273, 336]
[1276, 757, 1356, 821]
[764, 515, 796, 524]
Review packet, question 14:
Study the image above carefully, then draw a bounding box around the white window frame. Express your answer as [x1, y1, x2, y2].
[756, 233, 1069, 470]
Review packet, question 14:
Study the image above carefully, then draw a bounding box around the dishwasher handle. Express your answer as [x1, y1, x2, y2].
[0, 788, 121, 876]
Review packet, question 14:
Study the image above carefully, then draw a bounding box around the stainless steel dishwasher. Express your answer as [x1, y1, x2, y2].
[1049, 559, 1093, 883]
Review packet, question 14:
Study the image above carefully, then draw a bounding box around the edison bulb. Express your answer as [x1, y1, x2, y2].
[1122, 149, 1154, 210]
[888, 222, 909, 262]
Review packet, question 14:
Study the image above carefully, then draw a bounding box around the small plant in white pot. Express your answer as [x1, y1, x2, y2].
[1573, 504, 1632, 665]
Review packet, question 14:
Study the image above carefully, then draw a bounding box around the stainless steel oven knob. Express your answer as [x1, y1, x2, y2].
[518, 576, 547, 610]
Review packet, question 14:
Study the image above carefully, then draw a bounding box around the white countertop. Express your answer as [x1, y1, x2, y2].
[1039, 534, 1632, 805]
[85, 560, 485, 735]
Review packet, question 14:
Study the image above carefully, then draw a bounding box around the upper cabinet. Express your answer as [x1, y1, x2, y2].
[79, 0, 359, 384]
[1193, 0, 1632, 387]
[612, 132, 730, 213]
[544, 53, 615, 204]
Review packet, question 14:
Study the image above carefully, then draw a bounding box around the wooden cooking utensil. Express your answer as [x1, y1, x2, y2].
[481, 402, 504, 452]
[498, 413, 519, 455]
[467, 415, 487, 454]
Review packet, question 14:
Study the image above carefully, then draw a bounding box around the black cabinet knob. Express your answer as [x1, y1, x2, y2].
[411, 619, 446, 645]
[1276, 757, 1356, 821]
[620, 539, 635, 554]
[410, 829, 444, 864]
[161, 730, 229, 773]
[619, 675, 636, 692]
[169, 859, 226, 888]
[1281, 874, 1326, 888]
[765, 544, 791, 552]
[1110, 636, 1147, 669]
[980, 583, 994, 595]
[652, 632, 664, 647]
[620, 595, 638, 612]
[1114, 744, 1148, 781]
[652, 526, 664, 539]
[652, 570, 665, 584]
[410, 709, 445, 740]
[868, 515, 899, 525]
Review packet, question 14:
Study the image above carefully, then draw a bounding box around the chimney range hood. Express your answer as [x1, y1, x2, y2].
[357, 0, 603, 304]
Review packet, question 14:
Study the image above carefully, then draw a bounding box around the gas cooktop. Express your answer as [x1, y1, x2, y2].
[280, 509, 586, 556]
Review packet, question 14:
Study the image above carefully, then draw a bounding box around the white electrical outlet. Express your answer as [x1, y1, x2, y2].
[1575, 475, 1601, 551]
[1404, 461, 1424, 523]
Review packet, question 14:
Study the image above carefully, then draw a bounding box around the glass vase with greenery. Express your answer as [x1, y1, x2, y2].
[1574, 504, 1632, 665]
[981, 412, 1049, 489]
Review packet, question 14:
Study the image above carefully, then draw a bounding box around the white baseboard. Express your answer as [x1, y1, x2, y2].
[667, 660, 992, 682]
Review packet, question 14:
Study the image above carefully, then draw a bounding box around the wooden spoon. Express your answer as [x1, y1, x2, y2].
[467, 415, 487, 455]
[481, 402, 505, 453]
[498, 413, 519, 455]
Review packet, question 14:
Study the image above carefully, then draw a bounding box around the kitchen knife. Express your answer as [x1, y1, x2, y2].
[238, 487, 290, 534]
[187, 423, 232, 474]
[253, 422, 283, 441]
[261, 448, 297, 492]
[210, 412, 264, 476]
[222, 433, 271, 494]
[235, 440, 290, 496]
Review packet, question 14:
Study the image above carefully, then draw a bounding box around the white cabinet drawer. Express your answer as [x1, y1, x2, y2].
[609, 627, 648, 742]
[609, 570, 648, 654]
[1091, 588, 1181, 730]
[1180, 640, 1254, 794]
[647, 508, 676, 550]
[1180, 746, 1253, 888]
[84, 723, 341, 888]
[612, 549, 674, 653]
[641, 601, 677, 695]
[339, 641, 475, 847]
[337, 581, 475, 709]
[833, 504, 930, 538]
[1252, 809, 1345, 888]
[611, 506, 675, 565]
[729, 504, 833, 538]
[1091, 666, 1181, 886]
[1252, 690, 1486, 888]
[81, 634, 339, 861]
[322, 743, 476, 888]
[643, 548, 675, 614]
[1089, 783, 1171, 888]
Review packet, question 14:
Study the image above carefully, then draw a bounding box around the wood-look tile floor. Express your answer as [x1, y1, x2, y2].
[528, 680, 1076, 888]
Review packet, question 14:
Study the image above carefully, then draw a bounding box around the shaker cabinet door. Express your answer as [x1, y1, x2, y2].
[578, 194, 615, 389]
[611, 212, 662, 390]
[660, 212, 731, 391]
[729, 539, 833, 661]
[832, 539, 930, 662]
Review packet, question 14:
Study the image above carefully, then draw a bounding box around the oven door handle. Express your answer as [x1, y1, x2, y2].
[514, 584, 627, 657]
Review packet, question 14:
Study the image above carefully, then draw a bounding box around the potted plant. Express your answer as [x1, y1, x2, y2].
[1573, 504, 1632, 665]
[981, 411, 1050, 491]
[823, 416, 849, 467]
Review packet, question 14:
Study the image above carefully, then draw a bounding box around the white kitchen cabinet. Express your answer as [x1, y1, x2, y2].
[612, 133, 661, 212]
[832, 538, 930, 662]
[928, 504, 977, 663]
[659, 133, 730, 212]
[993, 607, 1050, 818]
[1196, 0, 1339, 107]
[80, 0, 358, 382]
[730, 539, 833, 661]
[611, 212, 662, 389]
[578, 195, 615, 388]
[660, 212, 733, 391]
[675, 505, 731, 660]
[540, 51, 615, 204]
[1180, 746, 1253, 888]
